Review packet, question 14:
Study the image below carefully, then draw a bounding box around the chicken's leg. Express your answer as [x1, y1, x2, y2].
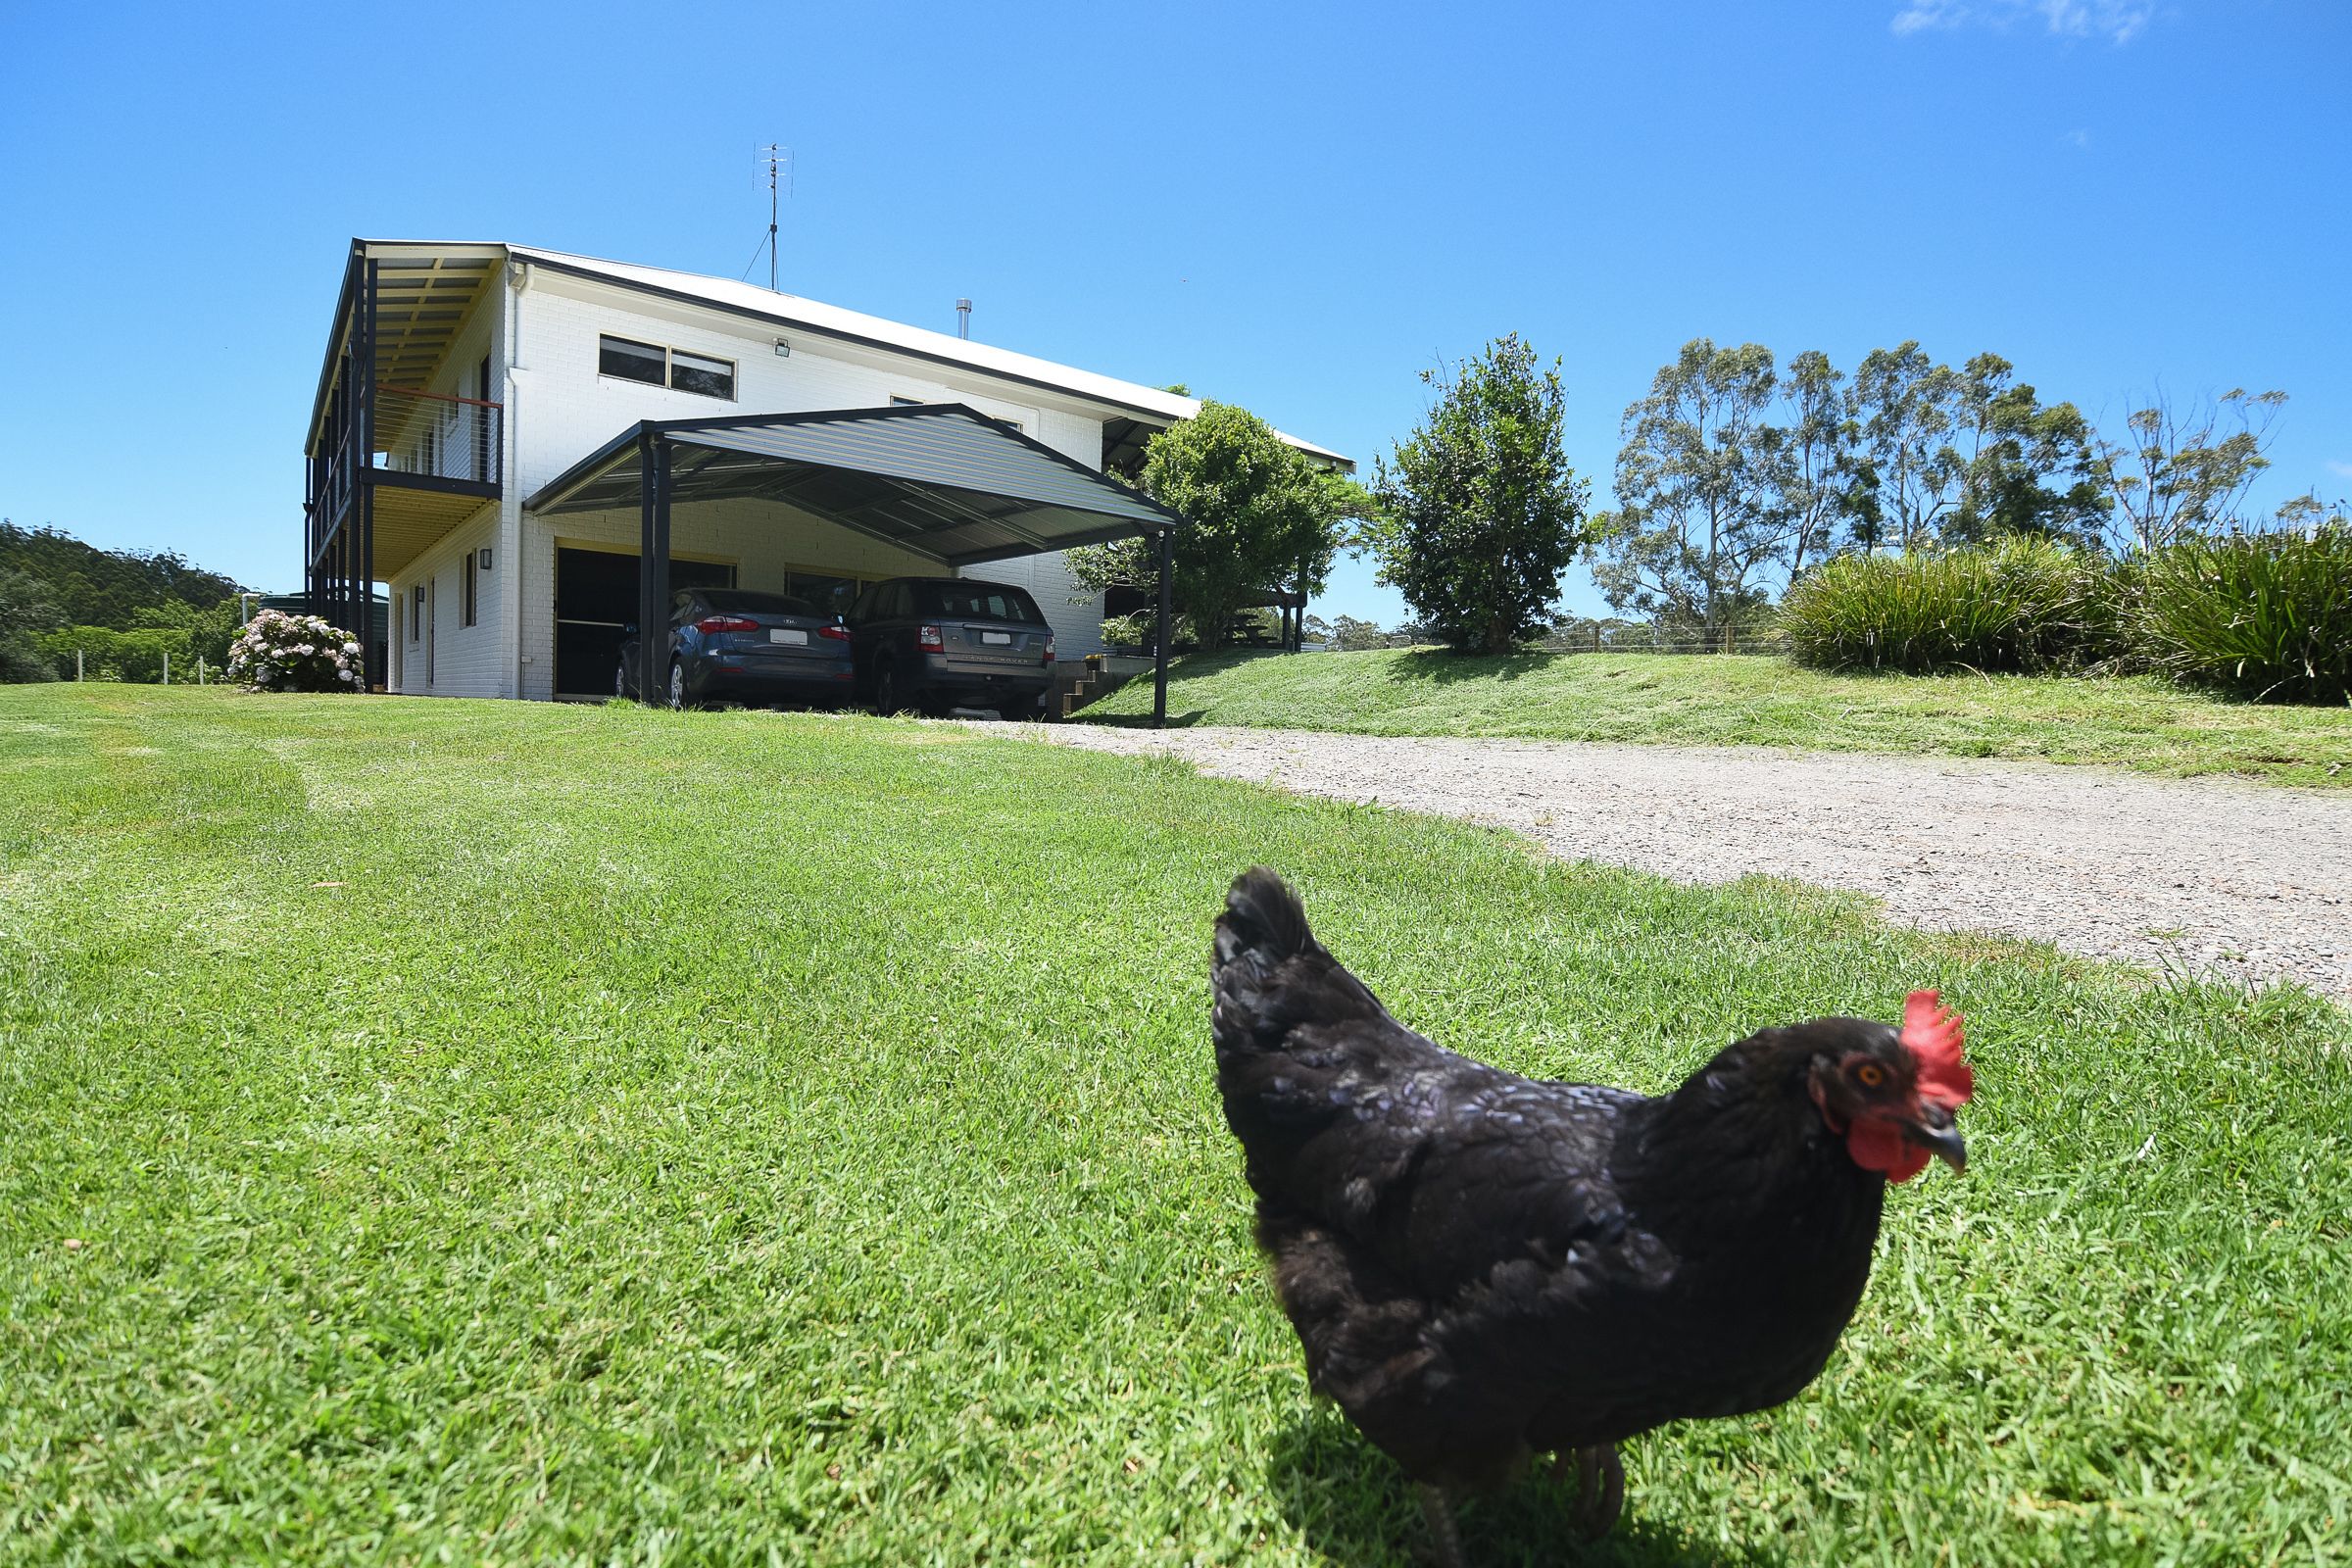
[1566, 1444, 1625, 1541]
[1416, 1484, 1468, 1568]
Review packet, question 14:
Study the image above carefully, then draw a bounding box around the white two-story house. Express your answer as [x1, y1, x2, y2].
[300, 240, 1350, 706]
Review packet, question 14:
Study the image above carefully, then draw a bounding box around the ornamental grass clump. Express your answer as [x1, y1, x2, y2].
[2132, 523, 2352, 704]
[1783, 538, 2110, 674]
[225, 609, 365, 693]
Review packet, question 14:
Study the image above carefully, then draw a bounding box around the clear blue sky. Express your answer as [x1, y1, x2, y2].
[2, 1, 2344, 624]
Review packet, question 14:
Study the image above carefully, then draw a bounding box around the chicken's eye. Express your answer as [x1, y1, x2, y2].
[1854, 1062, 1886, 1089]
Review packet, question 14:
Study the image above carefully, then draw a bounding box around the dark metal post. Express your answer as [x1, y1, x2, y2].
[1152, 523, 1173, 728]
[637, 431, 672, 700]
[359, 261, 380, 689]
[1295, 554, 1310, 652]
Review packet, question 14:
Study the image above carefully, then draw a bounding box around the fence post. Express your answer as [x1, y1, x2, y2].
[162, 652, 171, 685]
[1593, 623, 1602, 653]
[75, 649, 83, 681]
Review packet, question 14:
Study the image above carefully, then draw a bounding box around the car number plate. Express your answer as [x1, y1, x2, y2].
[770, 628, 808, 646]
[981, 631, 1011, 645]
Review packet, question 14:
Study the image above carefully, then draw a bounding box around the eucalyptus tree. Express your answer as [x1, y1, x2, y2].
[1847, 342, 1967, 551]
[1948, 354, 2112, 547]
[1588, 338, 1788, 636]
[2095, 387, 2287, 553]
[1772, 350, 1852, 575]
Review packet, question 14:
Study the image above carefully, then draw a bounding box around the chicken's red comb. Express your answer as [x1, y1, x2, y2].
[1902, 990, 1973, 1109]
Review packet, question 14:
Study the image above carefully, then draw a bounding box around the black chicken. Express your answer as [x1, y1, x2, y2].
[1209, 868, 1974, 1564]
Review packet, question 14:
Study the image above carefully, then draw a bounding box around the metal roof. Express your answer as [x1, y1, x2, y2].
[503, 245, 1352, 470]
[527, 404, 1184, 567]
[314, 239, 1354, 471]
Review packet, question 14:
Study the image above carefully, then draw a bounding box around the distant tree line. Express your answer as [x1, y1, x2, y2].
[1585, 339, 2297, 637]
[0, 520, 251, 681]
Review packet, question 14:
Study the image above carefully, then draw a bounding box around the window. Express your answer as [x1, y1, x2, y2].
[889, 395, 927, 407]
[599, 335, 665, 386]
[922, 583, 1045, 624]
[669, 350, 733, 398]
[781, 570, 860, 618]
[461, 550, 478, 628]
[703, 588, 818, 616]
[599, 335, 735, 400]
[411, 583, 424, 641]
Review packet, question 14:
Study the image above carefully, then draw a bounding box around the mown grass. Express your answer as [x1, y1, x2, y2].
[1, 684, 2346, 1566]
[1081, 648, 2352, 787]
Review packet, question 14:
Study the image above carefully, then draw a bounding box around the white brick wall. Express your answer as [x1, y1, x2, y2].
[388, 507, 500, 696]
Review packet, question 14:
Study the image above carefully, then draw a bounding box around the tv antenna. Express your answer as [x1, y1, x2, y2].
[742, 143, 793, 290]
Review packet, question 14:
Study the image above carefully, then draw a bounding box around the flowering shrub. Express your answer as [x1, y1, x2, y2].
[225, 609, 366, 693]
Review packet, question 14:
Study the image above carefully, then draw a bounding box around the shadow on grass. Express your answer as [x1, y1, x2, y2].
[1387, 649, 1571, 686]
[1069, 709, 1210, 730]
[1267, 1412, 1779, 1567]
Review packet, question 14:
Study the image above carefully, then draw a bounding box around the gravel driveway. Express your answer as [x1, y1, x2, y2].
[1027, 724, 2352, 1001]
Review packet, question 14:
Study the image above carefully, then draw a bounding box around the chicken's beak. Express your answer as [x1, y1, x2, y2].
[1905, 1101, 1968, 1174]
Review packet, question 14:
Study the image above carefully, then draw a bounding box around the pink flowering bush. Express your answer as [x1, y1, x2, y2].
[225, 609, 366, 693]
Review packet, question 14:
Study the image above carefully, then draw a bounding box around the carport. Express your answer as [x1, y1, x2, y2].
[526, 404, 1183, 723]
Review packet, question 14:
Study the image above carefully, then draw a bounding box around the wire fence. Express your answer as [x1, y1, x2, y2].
[1316, 626, 1791, 657]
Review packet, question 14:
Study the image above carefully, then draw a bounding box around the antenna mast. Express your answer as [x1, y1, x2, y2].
[755, 143, 792, 291]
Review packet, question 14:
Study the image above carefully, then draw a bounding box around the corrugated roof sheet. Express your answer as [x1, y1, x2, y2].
[460, 241, 1348, 469]
[527, 405, 1181, 567]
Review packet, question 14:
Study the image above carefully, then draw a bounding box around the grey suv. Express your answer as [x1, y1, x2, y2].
[847, 577, 1055, 717]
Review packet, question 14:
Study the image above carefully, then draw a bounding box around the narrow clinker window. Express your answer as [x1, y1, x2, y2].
[599, 335, 735, 400]
[669, 349, 733, 398]
[599, 335, 666, 386]
[462, 550, 478, 628]
[411, 583, 424, 640]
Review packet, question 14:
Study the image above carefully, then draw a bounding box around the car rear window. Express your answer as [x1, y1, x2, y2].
[702, 589, 816, 617]
[920, 584, 1045, 624]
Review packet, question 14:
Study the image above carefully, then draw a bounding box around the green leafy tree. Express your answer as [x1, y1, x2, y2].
[1588, 339, 1788, 636]
[2095, 387, 2287, 553]
[1068, 402, 1360, 651]
[0, 567, 64, 682]
[1365, 335, 1591, 655]
[1947, 354, 2112, 548]
[1329, 613, 1389, 651]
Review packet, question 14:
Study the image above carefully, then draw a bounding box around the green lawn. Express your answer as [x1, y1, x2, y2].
[1082, 648, 2352, 787]
[2, 685, 2346, 1566]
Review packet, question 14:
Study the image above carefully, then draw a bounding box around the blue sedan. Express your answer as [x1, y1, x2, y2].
[617, 588, 857, 709]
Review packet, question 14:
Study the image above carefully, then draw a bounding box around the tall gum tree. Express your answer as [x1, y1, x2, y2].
[1588, 338, 1788, 637]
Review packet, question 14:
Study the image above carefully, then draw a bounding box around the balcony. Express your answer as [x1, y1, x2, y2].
[373, 384, 501, 487]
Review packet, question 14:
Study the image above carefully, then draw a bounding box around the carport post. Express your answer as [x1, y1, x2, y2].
[1152, 522, 1173, 728]
[636, 431, 672, 701]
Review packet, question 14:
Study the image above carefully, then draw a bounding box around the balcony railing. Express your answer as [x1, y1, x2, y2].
[372, 384, 502, 486]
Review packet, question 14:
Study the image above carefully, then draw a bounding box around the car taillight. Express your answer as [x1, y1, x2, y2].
[917, 623, 945, 652]
[818, 623, 852, 642]
[695, 615, 759, 634]
[1042, 635, 1055, 665]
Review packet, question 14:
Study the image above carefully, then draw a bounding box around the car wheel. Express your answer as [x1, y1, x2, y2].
[872, 662, 905, 715]
[667, 660, 688, 710]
